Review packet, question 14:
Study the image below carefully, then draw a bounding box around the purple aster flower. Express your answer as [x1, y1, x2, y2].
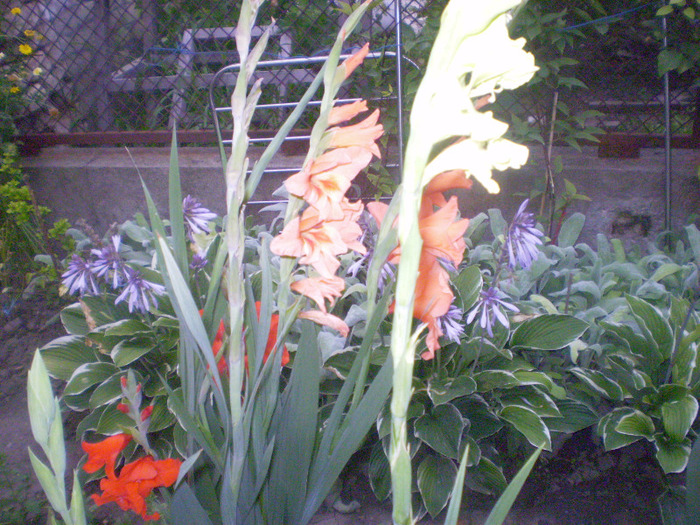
[62, 255, 100, 296]
[506, 199, 544, 270]
[466, 287, 519, 338]
[115, 267, 166, 313]
[438, 304, 464, 343]
[91, 235, 126, 289]
[182, 196, 217, 239]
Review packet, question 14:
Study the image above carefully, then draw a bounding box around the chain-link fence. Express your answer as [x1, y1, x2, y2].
[5, 0, 698, 140]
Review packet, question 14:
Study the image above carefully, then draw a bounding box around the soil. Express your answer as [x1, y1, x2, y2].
[0, 292, 669, 525]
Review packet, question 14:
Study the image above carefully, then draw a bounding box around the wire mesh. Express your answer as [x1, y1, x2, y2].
[4, 0, 697, 138]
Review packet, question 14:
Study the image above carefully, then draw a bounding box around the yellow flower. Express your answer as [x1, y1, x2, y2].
[32, 67, 43, 76]
[10, 7, 21, 15]
[19, 44, 32, 55]
[24, 30, 36, 38]
[10, 86, 20, 94]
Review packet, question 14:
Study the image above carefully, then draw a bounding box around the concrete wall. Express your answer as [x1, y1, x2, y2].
[21, 144, 700, 246]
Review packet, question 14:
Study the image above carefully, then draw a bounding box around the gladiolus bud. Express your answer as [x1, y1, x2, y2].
[140, 405, 153, 421]
[117, 403, 129, 414]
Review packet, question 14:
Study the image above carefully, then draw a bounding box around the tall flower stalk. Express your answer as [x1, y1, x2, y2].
[385, 1, 537, 523]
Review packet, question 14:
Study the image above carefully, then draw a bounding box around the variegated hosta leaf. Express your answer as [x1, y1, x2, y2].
[662, 395, 699, 442]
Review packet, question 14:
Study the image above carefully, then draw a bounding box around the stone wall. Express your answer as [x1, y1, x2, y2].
[21, 145, 700, 246]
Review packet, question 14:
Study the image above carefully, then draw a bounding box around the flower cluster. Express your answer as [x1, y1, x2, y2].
[271, 45, 382, 336]
[62, 234, 165, 313]
[368, 170, 471, 360]
[82, 434, 181, 521]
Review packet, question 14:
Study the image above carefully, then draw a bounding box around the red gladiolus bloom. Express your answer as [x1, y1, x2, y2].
[91, 455, 181, 521]
[82, 433, 132, 479]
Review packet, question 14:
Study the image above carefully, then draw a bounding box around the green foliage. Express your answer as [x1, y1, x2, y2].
[0, 452, 44, 524]
[655, 0, 700, 75]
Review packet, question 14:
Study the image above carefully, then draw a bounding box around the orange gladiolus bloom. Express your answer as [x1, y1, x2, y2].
[368, 192, 469, 358]
[328, 100, 369, 126]
[253, 301, 290, 367]
[82, 433, 132, 479]
[91, 456, 181, 521]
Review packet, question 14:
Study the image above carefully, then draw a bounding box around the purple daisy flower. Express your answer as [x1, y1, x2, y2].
[91, 235, 126, 289]
[115, 267, 166, 313]
[506, 199, 544, 270]
[182, 196, 217, 240]
[466, 287, 519, 338]
[62, 255, 100, 296]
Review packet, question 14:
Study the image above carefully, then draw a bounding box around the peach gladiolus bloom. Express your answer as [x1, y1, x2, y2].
[82, 433, 132, 479]
[328, 100, 369, 126]
[341, 43, 370, 79]
[92, 456, 181, 521]
[285, 146, 373, 221]
[299, 309, 350, 337]
[271, 199, 366, 279]
[291, 275, 345, 313]
[328, 109, 383, 158]
[414, 254, 454, 360]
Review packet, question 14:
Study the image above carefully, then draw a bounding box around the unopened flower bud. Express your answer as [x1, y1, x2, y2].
[117, 402, 130, 414]
[140, 405, 153, 421]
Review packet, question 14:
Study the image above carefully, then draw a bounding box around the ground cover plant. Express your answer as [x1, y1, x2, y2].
[25, 0, 700, 524]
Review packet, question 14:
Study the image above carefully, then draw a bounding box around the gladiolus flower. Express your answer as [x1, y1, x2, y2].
[18, 44, 32, 55]
[299, 309, 349, 337]
[285, 146, 373, 221]
[341, 43, 369, 79]
[82, 433, 132, 479]
[271, 199, 366, 279]
[328, 100, 369, 126]
[91, 455, 181, 521]
[291, 275, 345, 313]
[327, 109, 383, 158]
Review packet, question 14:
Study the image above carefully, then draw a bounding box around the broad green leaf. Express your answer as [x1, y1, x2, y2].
[40, 336, 96, 381]
[662, 395, 698, 442]
[598, 409, 643, 450]
[484, 446, 542, 525]
[570, 368, 625, 401]
[63, 363, 120, 397]
[60, 303, 89, 336]
[655, 435, 692, 473]
[511, 314, 588, 351]
[474, 370, 521, 391]
[658, 486, 688, 525]
[415, 404, 465, 459]
[427, 375, 477, 406]
[89, 374, 127, 409]
[368, 441, 391, 501]
[466, 456, 507, 496]
[501, 389, 561, 418]
[110, 339, 156, 367]
[453, 265, 483, 312]
[547, 398, 598, 434]
[557, 212, 585, 247]
[685, 224, 700, 262]
[148, 395, 176, 433]
[512, 371, 555, 393]
[417, 455, 458, 518]
[650, 263, 682, 282]
[500, 405, 551, 450]
[626, 295, 674, 359]
[103, 319, 153, 337]
[454, 396, 503, 440]
[615, 409, 655, 439]
[96, 403, 133, 435]
[488, 208, 508, 238]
